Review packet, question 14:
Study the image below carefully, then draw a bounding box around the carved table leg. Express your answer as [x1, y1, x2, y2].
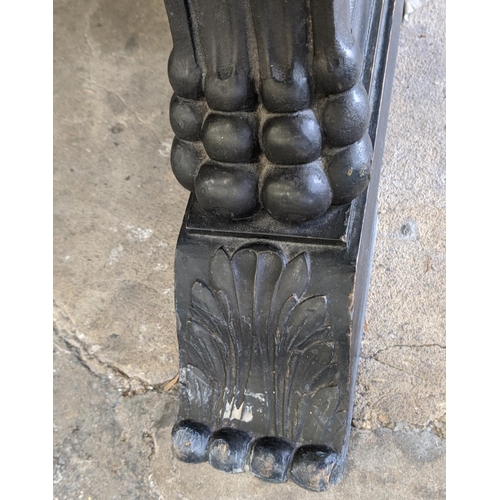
[163, 0, 403, 491]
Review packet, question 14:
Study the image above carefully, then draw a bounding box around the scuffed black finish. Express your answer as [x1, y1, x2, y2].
[171, 419, 212, 463]
[249, 437, 295, 483]
[290, 445, 339, 492]
[208, 428, 253, 473]
[163, 0, 404, 492]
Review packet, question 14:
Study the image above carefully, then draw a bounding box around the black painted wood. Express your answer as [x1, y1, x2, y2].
[163, 0, 403, 491]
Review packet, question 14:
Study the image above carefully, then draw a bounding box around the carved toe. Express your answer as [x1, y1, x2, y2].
[260, 72, 310, 113]
[322, 83, 370, 147]
[167, 48, 203, 100]
[289, 444, 339, 492]
[262, 111, 322, 165]
[202, 113, 258, 163]
[327, 133, 373, 205]
[208, 428, 253, 473]
[171, 419, 212, 464]
[170, 137, 204, 192]
[204, 72, 257, 112]
[195, 163, 259, 219]
[313, 45, 362, 95]
[169, 94, 205, 142]
[261, 162, 332, 222]
[249, 436, 295, 483]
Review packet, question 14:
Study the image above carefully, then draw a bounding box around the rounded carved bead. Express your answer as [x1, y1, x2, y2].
[205, 71, 257, 112]
[202, 113, 258, 163]
[322, 83, 370, 147]
[262, 111, 322, 165]
[171, 420, 211, 464]
[208, 428, 253, 474]
[195, 163, 259, 219]
[261, 162, 332, 222]
[170, 137, 204, 192]
[249, 437, 295, 483]
[168, 49, 203, 100]
[290, 445, 338, 492]
[326, 133, 373, 205]
[169, 94, 204, 142]
[261, 67, 310, 113]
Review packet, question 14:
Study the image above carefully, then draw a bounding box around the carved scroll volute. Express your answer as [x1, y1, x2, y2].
[165, 0, 373, 223]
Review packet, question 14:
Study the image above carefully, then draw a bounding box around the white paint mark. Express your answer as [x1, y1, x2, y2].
[404, 0, 429, 20]
[244, 390, 265, 403]
[163, 288, 171, 295]
[64, 255, 71, 261]
[125, 225, 153, 241]
[155, 263, 168, 271]
[241, 405, 253, 422]
[230, 401, 245, 421]
[53, 467, 63, 484]
[108, 244, 123, 265]
[158, 142, 170, 158]
[222, 397, 234, 420]
[222, 398, 254, 422]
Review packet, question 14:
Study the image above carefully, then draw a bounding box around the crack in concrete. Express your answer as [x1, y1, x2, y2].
[94, 83, 164, 144]
[352, 412, 446, 438]
[360, 343, 446, 382]
[81, 0, 165, 148]
[53, 300, 178, 397]
[83, 0, 100, 94]
[361, 342, 446, 360]
[368, 357, 426, 381]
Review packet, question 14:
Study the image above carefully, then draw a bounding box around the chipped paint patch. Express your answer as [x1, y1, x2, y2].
[158, 142, 170, 158]
[125, 225, 153, 241]
[108, 244, 124, 264]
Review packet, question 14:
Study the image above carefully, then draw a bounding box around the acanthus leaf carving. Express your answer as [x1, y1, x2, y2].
[180, 245, 343, 444]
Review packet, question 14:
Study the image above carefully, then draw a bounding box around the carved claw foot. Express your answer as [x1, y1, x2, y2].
[166, 0, 375, 223]
[162, 0, 403, 491]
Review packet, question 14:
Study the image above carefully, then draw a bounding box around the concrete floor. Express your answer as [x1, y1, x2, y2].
[53, 0, 445, 498]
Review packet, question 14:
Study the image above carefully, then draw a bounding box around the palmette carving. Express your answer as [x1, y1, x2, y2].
[178, 247, 345, 445]
[165, 0, 372, 223]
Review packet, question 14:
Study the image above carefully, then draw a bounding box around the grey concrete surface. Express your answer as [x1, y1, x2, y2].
[53, 0, 445, 497]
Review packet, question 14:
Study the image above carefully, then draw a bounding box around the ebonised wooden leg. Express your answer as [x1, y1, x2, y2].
[163, 0, 404, 491]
